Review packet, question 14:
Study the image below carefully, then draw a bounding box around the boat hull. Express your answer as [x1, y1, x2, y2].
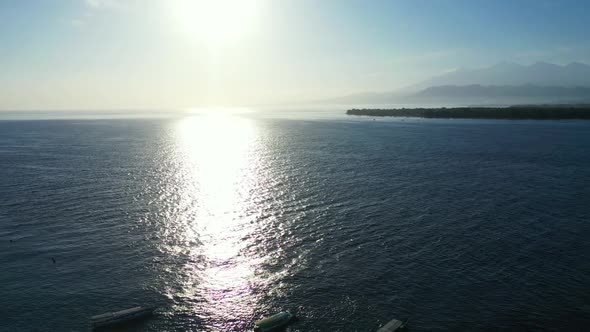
[254, 311, 294, 331]
[91, 306, 155, 328]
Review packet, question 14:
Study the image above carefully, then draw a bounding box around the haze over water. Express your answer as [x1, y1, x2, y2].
[1, 110, 589, 331]
[2, 1, 590, 331]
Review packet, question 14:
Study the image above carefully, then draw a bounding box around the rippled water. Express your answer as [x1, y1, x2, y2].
[1, 111, 589, 331]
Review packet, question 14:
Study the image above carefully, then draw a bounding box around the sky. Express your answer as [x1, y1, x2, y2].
[1, 0, 590, 110]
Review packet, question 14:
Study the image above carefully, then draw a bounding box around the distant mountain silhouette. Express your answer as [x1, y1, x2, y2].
[323, 62, 590, 106]
[411, 62, 590, 90]
[325, 84, 590, 105]
[405, 84, 590, 105]
[415, 84, 590, 98]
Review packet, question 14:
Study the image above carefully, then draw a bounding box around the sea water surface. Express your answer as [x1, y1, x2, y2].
[1, 109, 589, 331]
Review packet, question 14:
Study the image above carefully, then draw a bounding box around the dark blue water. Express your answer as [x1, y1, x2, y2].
[1, 112, 589, 331]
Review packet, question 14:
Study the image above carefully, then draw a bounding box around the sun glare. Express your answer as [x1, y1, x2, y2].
[172, 113, 263, 327]
[171, 0, 260, 45]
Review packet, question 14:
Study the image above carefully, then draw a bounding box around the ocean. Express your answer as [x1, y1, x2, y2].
[1, 110, 589, 331]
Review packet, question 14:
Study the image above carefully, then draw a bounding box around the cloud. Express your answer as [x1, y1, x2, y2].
[63, 0, 127, 28]
[85, 0, 124, 10]
[85, 0, 101, 7]
[438, 67, 459, 75]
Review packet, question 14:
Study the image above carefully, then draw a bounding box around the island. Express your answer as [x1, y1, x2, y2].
[346, 105, 590, 120]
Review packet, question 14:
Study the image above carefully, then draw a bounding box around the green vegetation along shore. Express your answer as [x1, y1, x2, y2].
[346, 106, 590, 119]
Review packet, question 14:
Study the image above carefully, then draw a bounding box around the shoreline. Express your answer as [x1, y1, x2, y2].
[346, 106, 590, 120]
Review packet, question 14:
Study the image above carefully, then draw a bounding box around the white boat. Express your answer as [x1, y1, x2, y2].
[90, 306, 155, 328]
[254, 311, 294, 331]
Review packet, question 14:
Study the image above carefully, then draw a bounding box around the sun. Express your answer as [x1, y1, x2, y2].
[170, 0, 260, 46]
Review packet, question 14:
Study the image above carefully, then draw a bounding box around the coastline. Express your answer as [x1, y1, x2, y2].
[346, 106, 590, 120]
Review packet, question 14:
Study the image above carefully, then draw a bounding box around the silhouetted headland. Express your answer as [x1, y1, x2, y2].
[346, 105, 590, 119]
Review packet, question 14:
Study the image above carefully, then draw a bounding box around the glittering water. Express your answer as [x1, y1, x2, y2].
[1, 112, 589, 331]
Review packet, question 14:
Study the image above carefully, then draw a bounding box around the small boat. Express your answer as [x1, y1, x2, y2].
[378, 318, 408, 332]
[90, 306, 155, 328]
[254, 311, 294, 331]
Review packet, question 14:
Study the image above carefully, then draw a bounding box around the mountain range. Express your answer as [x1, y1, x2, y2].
[329, 62, 590, 106]
[412, 61, 590, 89]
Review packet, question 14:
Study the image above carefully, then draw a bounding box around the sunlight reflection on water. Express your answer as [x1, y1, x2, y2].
[169, 113, 264, 329]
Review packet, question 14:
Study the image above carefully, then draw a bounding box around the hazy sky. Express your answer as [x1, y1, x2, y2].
[1, 0, 590, 110]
